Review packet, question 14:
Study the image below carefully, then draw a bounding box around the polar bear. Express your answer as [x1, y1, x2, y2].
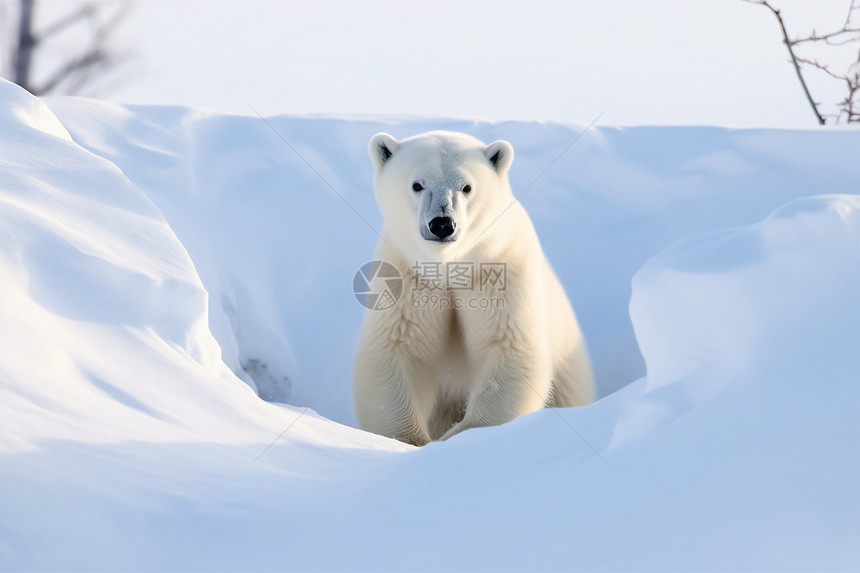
[353, 130, 593, 446]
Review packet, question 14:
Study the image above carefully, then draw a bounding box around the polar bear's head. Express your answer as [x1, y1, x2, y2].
[368, 130, 515, 261]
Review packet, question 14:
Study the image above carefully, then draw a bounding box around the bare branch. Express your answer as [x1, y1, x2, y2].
[844, 0, 860, 30]
[8, 1, 130, 96]
[746, 0, 860, 123]
[35, 50, 108, 94]
[30, 1, 131, 96]
[795, 57, 841, 81]
[35, 4, 95, 43]
[13, 0, 35, 91]
[790, 28, 860, 47]
[745, 0, 826, 124]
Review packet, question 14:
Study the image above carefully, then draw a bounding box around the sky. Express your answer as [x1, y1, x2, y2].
[8, 0, 857, 127]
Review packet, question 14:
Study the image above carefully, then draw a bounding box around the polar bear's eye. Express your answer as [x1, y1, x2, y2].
[412, 181, 424, 192]
[462, 184, 472, 194]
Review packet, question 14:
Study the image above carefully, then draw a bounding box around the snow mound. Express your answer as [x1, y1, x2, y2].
[622, 194, 860, 448]
[1, 80, 71, 141]
[1, 78, 858, 570]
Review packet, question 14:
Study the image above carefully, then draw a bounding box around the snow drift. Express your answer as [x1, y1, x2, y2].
[1, 77, 858, 571]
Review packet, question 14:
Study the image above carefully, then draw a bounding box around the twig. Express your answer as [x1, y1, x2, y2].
[745, 0, 860, 124]
[746, 0, 826, 125]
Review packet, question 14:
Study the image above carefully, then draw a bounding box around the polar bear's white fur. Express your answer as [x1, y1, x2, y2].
[353, 131, 593, 445]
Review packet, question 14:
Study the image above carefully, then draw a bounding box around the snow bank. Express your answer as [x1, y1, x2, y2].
[0, 79, 228, 450]
[47, 99, 860, 423]
[1, 77, 859, 570]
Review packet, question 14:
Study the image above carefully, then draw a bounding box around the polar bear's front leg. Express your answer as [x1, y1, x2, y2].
[440, 332, 553, 441]
[354, 346, 436, 446]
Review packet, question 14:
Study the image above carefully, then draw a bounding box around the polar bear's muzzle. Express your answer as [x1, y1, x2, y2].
[427, 216, 457, 241]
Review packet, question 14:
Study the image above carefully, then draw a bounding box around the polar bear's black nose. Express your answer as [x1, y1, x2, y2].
[429, 217, 455, 240]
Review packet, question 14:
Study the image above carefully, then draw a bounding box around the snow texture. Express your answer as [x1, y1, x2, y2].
[1, 78, 859, 571]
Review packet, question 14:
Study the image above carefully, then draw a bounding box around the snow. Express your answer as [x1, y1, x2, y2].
[1, 76, 859, 570]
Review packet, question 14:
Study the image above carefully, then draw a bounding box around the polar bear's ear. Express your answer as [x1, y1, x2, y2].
[369, 133, 401, 171]
[483, 140, 514, 175]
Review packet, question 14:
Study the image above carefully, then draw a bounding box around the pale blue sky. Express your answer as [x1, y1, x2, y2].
[21, 0, 853, 127]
